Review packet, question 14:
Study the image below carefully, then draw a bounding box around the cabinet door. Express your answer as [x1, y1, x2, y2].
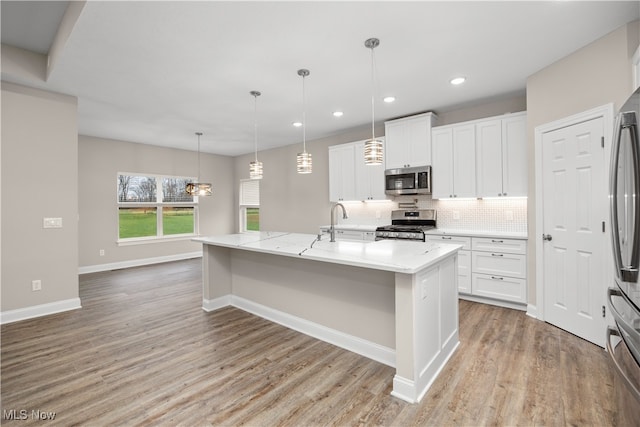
[476, 119, 503, 197]
[471, 251, 526, 279]
[334, 230, 364, 241]
[329, 144, 356, 201]
[407, 116, 430, 166]
[502, 114, 527, 197]
[472, 273, 526, 303]
[384, 121, 407, 169]
[452, 124, 476, 198]
[431, 128, 454, 199]
[458, 250, 472, 294]
[355, 140, 386, 201]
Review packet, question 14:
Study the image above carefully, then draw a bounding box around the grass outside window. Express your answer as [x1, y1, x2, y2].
[119, 208, 157, 238]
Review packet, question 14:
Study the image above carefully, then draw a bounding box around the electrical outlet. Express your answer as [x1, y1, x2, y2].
[99, 249, 105, 256]
[505, 210, 514, 221]
[32, 280, 42, 291]
[453, 211, 460, 220]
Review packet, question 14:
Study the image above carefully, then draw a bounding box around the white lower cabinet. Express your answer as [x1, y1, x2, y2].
[426, 235, 471, 293]
[427, 234, 527, 306]
[319, 227, 377, 241]
[472, 274, 527, 303]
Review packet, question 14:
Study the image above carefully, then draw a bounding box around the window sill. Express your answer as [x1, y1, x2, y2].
[117, 234, 197, 246]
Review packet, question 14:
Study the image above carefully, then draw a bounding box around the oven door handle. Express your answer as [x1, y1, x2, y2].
[606, 326, 640, 401]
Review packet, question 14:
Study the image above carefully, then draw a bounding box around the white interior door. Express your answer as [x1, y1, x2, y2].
[542, 117, 606, 346]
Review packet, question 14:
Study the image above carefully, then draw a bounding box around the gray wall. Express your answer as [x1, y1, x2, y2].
[1, 82, 79, 311]
[78, 135, 235, 268]
[525, 20, 640, 304]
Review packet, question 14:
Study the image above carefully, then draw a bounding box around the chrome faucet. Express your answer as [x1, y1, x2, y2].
[330, 203, 348, 242]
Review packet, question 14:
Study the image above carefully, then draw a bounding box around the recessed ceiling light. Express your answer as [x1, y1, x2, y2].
[450, 77, 466, 85]
[333, 111, 344, 117]
[383, 96, 396, 103]
[292, 121, 302, 127]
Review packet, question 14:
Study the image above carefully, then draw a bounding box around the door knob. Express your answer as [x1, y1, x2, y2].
[542, 234, 553, 241]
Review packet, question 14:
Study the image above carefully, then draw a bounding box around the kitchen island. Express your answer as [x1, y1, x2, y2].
[194, 232, 460, 403]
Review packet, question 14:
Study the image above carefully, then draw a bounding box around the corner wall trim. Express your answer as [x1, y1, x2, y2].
[526, 304, 538, 319]
[0, 298, 81, 325]
[203, 294, 396, 368]
[78, 251, 202, 274]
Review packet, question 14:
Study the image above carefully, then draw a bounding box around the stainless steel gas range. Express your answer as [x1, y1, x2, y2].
[375, 209, 436, 241]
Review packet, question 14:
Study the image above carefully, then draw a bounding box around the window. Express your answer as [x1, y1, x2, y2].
[239, 179, 259, 232]
[118, 174, 197, 242]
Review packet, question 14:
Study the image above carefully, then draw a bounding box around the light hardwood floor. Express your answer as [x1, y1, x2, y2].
[1, 258, 617, 426]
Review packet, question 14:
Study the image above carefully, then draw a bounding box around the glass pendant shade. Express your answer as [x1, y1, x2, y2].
[364, 138, 383, 165]
[185, 182, 212, 196]
[249, 160, 263, 180]
[296, 151, 312, 174]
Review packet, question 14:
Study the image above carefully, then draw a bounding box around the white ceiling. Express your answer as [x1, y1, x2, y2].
[2, 1, 639, 156]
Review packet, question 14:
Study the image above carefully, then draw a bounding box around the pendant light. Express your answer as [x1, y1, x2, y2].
[296, 68, 312, 174]
[249, 90, 263, 180]
[364, 37, 383, 165]
[185, 132, 212, 196]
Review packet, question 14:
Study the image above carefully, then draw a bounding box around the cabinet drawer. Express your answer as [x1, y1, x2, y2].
[363, 231, 376, 241]
[472, 273, 526, 303]
[458, 250, 471, 294]
[426, 235, 472, 250]
[472, 251, 526, 279]
[471, 237, 526, 255]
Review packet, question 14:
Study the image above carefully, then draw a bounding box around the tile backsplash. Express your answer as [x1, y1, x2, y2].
[336, 197, 527, 234]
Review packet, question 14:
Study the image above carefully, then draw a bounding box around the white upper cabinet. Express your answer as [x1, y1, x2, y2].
[384, 112, 437, 169]
[329, 144, 356, 202]
[355, 140, 386, 200]
[432, 123, 476, 199]
[329, 139, 386, 202]
[432, 111, 527, 200]
[476, 112, 527, 198]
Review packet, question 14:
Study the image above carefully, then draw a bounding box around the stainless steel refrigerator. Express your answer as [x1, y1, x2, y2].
[608, 86, 640, 424]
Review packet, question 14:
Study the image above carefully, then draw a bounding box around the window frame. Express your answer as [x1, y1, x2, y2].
[117, 172, 199, 245]
[239, 179, 260, 233]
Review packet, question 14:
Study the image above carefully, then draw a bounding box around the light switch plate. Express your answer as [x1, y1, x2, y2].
[43, 217, 62, 228]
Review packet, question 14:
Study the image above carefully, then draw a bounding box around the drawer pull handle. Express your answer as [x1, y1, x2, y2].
[442, 237, 452, 240]
[491, 253, 504, 257]
[491, 239, 504, 243]
[491, 276, 504, 280]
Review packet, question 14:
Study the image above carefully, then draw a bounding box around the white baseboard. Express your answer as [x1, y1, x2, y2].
[202, 295, 232, 312]
[459, 294, 527, 311]
[203, 295, 396, 368]
[526, 304, 538, 319]
[1, 298, 81, 324]
[78, 251, 202, 274]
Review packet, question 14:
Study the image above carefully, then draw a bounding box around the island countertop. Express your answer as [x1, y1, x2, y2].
[194, 231, 461, 274]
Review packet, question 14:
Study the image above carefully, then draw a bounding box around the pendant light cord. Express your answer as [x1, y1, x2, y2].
[302, 73, 307, 153]
[196, 132, 202, 182]
[370, 46, 376, 141]
[253, 94, 258, 162]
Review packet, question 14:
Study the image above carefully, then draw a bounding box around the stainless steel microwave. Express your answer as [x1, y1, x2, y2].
[384, 166, 431, 196]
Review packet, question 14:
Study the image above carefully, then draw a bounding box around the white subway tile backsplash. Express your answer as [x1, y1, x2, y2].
[335, 197, 527, 233]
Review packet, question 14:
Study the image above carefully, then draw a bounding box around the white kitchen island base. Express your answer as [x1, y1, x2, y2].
[196, 232, 460, 404]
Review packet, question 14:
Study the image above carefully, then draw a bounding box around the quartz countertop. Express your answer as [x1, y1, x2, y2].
[194, 232, 460, 274]
[425, 228, 528, 240]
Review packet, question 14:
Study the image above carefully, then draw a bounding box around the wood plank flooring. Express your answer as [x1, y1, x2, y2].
[1, 258, 617, 426]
